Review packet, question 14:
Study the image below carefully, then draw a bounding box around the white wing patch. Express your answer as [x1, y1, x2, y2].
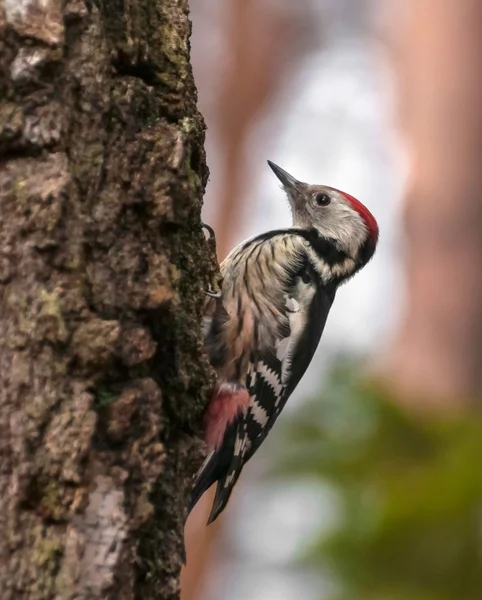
[284, 295, 300, 312]
[279, 278, 316, 386]
[275, 336, 290, 361]
[281, 310, 305, 384]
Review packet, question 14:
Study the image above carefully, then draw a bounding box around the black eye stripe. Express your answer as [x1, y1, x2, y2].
[315, 193, 331, 206]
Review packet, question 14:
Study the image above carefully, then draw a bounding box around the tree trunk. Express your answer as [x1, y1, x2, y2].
[0, 1, 214, 598]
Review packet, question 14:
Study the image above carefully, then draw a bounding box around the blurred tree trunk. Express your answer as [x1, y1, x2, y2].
[0, 1, 214, 599]
[212, 0, 306, 257]
[385, 0, 482, 410]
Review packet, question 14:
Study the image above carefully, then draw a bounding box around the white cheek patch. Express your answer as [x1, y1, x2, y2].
[316, 201, 368, 258]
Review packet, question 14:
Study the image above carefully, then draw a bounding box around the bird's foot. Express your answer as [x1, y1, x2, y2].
[201, 222, 216, 242]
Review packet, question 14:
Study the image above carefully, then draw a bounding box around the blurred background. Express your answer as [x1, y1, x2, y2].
[183, 1, 482, 599]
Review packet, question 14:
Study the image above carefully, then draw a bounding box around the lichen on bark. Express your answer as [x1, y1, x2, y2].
[0, 0, 214, 598]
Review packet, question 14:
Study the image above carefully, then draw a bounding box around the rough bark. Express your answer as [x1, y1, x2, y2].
[0, 1, 215, 598]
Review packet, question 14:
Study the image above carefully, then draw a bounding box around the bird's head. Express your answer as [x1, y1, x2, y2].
[268, 160, 378, 265]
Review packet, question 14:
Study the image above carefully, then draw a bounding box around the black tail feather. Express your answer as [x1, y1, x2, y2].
[187, 420, 244, 526]
[206, 436, 246, 524]
[206, 476, 237, 524]
[187, 450, 217, 517]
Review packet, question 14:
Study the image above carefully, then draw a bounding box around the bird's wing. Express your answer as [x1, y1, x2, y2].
[235, 263, 334, 460]
[206, 261, 335, 523]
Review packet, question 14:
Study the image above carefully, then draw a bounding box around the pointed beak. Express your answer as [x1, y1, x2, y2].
[267, 160, 302, 193]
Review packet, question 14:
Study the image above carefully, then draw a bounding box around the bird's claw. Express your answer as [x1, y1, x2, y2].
[201, 222, 216, 242]
[205, 288, 222, 299]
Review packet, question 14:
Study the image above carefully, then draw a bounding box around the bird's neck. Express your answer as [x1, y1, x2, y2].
[295, 227, 369, 286]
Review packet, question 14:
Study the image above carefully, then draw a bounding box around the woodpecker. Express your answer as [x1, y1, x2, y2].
[190, 161, 379, 524]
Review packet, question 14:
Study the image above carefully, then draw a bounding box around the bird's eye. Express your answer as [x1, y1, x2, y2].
[314, 193, 331, 207]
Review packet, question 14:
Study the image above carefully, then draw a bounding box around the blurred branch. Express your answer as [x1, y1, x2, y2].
[212, 0, 308, 257]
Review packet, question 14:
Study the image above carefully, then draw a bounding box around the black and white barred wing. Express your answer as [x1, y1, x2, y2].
[205, 355, 286, 523]
[242, 269, 328, 462]
[207, 269, 330, 523]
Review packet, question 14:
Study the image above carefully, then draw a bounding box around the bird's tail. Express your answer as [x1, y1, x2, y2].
[188, 382, 250, 518]
[206, 466, 243, 524]
[188, 417, 248, 524]
[206, 424, 248, 524]
[188, 449, 218, 517]
[183, 452, 221, 565]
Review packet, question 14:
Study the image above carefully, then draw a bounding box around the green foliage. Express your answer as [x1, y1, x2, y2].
[274, 360, 482, 600]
